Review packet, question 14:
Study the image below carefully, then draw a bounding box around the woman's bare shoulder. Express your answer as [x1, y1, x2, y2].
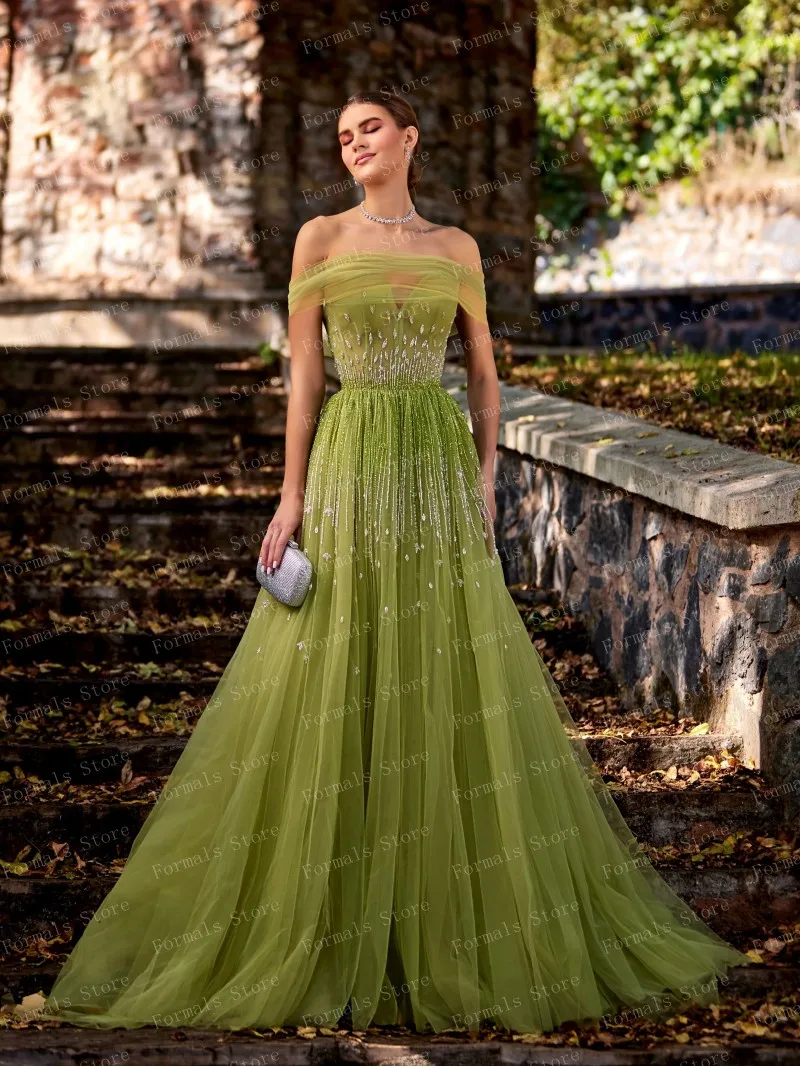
[439, 226, 482, 267]
[291, 215, 343, 275]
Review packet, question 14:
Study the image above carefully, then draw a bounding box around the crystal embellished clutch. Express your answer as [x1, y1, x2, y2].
[255, 539, 312, 607]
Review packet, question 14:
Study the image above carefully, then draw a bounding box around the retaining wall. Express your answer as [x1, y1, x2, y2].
[532, 283, 800, 356]
[442, 371, 800, 810]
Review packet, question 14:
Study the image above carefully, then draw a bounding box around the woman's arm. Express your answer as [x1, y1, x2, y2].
[260, 219, 329, 574]
[451, 233, 500, 523]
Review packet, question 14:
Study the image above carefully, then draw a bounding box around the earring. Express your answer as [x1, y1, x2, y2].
[405, 147, 413, 165]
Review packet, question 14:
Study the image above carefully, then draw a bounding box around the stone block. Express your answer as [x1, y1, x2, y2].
[622, 601, 650, 685]
[643, 511, 664, 540]
[786, 554, 800, 601]
[684, 577, 701, 694]
[656, 612, 684, 700]
[586, 498, 633, 567]
[762, 719, 800, 820]
[754, 535, 792, 589]
[592, 613, 613, 670]
[718, 572, 745, 600]
[553, 543, 574, 599]
[556, 479, 584, 535]
[765, 642, 800, 722]
[744, 591, 788, 634]
[709, 614, 767, 696]
[655, 541, 688, 595]
[766, 291, 800, 317]
[697, 540, 751, 593]
[633, 537, 650, 592]
[530, 504, 556, 591]
[750, 563, 773, 585]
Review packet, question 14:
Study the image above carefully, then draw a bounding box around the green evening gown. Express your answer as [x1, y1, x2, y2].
[44, 251, 748, 1033]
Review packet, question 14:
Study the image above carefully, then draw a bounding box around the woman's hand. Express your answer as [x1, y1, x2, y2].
[260, 492, 304, 574]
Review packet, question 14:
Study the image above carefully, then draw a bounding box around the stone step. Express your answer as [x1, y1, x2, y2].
[0, 669, 749, 750]
[0, 733, 748, 782]
[0, 959, 795, 1007]
[0, 655, 739, 713]
[1, 382, 286, 418]
[584, 732, 744, 771]
[613, 787, 782, 844]
[0, 345, 272, 368]
[1, 410, 285, 434]
[0, 787, 783, 863]
[1, 628, 243, 667]
[0, 677, 228, 723]
[2, 865, 797, 941]
[0, 1031, 799, 1066]
[3, 486, 281, 518]
[10, 584, 679, 653]
[0, 358, 278, 392]
[0, 497, 278, 552]
[3, 483, 282, 508]
[0, 545, 258, 583]
[0, 454, 285, 491]
[4, 580, 260, 618]
[0, 559, 600, 613]
[0, 422, 285, 461]
[0, 686, 212, 745]
[1, 738, 190, 779]
[0, 540, 257, 566]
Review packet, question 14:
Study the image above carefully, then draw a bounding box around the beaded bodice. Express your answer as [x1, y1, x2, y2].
[287, 252, 488, 387]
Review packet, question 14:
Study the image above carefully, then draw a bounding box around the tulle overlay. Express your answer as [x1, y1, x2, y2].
[46, 253, 747, 1033]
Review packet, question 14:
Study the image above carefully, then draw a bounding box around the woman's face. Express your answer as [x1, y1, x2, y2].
[338, 102, 416, 186]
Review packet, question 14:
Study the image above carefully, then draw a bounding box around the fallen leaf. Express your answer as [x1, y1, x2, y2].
[764, 938, 786, 954]
[13, 992, 46, 1020]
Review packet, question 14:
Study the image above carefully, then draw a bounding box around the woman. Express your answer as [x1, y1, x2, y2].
[44, 91, 748, 1034]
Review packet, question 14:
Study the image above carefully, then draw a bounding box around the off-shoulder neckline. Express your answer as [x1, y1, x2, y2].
[291, 251, 471, 279]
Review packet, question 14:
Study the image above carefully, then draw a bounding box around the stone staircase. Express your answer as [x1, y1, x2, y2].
[0, 344, 798, 1060]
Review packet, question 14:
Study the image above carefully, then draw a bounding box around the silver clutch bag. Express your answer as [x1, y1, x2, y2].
[256, 539, 312, 607]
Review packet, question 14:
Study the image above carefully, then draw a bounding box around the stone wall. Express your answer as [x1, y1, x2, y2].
[440, 370, 800, 810]
[2, 0, 264, 295]
[536, 177, 800, 293]
[532, 283, 800, 355]
[492, 448, 800, 808]
[0, 1, 536, 314]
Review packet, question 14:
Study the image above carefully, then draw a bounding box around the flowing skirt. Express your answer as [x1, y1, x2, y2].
[45, 380, 747, 1033]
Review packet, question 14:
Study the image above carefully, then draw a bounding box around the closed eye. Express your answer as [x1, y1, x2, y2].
[339, 121, 383, 145]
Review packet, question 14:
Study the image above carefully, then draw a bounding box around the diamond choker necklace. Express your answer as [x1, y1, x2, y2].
[359, 201, 416, 225]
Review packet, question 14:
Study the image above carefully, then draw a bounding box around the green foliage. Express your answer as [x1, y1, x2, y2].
[258, 342, 280, 366]
[536, 1, 800, 230]
[535, 122, 592, 240]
